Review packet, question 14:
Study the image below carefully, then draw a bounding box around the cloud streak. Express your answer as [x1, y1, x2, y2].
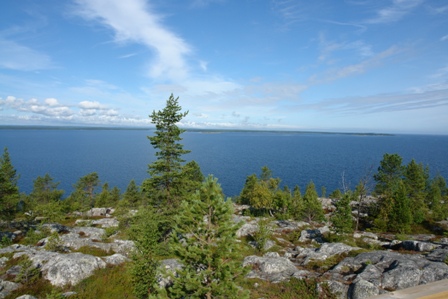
[366, 0, 423, 24]
[0, 38, 53, 71]
[73, 0, 191, 81]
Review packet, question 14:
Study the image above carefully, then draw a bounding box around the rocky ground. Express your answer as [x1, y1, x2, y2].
[1, 205, 448, 299]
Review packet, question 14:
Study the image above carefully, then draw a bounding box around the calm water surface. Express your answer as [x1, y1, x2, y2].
[1, 129, 447, 197]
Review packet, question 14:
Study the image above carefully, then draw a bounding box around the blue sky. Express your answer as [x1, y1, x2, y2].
[0, 0, 447, 134]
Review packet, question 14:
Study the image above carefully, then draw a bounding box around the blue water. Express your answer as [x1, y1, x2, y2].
[1, 128, 447, 197]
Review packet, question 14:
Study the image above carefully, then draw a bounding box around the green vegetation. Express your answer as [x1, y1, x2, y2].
[0, 148, 20, 220]
[156, 176, 249, 298]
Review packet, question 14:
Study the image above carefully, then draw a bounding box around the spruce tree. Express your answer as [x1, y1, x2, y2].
[160, 176, 249, 299]
[0, 148, 19, 220]
[238, 174, 257, 205]
[389, 181, 412, 234]
[404, 159, 428, 224]
[374, 153, 404, 196]
[331, 193, 354, 234]
[27, 174, 64, 222]
[120, 179, 142, 209]
[142, 94, 190, 211]
[301, 181, 325, 223]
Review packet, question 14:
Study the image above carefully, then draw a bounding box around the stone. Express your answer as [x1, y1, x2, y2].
[243, 252, 298, 282]
[348, 278, 379, 299]
[427, 248, 448, 262]
[15, 295, 37, 299]
[102, 253, 128, 266]
[401, 240, 439, 252]
[321, 280, 349, 299]
[91, 218, 119, 228]
[85, 208, 114, 217]
[40, 252, 107, 287]
[298, 226, 330, 243]
[236, 221, 259, 238]
[295, 243, 361, 265]
[0, 279, 20, 298]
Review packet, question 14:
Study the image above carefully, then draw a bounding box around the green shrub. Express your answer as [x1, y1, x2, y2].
[72, 264, 136, 299]
[44, 232, 65, 252]
[0, 235, 12, 248]
[15, 257, 41, 285]
[22, 227, 49, 246]
[253, 218, 272, 253]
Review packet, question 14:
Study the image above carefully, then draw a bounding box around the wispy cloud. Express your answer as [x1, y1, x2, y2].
[73, 0, 191, 81]
[293, 85, 448, 116]
[318, 34, 373, 63]
[427, 4, 448, 14]
[190, 0, 225, 8]
[366, 0, 423, 24]
[0, 38, 53, 71]
[313, 46, 402, 83]
[271, 0, 309, 28]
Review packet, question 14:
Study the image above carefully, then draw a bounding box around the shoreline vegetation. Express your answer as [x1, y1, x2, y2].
[0, 125, 393, 136]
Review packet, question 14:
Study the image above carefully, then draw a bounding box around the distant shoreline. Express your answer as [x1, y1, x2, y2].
[0, 125, 394, 136]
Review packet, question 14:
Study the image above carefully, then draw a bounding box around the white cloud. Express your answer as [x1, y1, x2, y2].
[74, 0, 191, 81]
[441, 35, 448, 42]
[79, 100, 107, 110]
[45, 98, 59, 106]
[0, 38, 52, 71]
[366, 0, 423, 24]
[0, 96, 74, 118]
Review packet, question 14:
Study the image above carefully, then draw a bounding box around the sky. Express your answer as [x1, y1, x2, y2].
[0, 0, 447, 134]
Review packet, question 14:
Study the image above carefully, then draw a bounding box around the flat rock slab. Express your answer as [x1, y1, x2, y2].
[371, 278, 448, 299]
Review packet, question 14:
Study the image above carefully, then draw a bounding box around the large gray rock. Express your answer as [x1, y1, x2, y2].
[13, 249, 107, 287]
[400, 240, 440, 252]
[85, 208, 114, 217]
[92, 218, 119, 228]
[332, 250, 448, 296]
[298, 226, 330, 243]
[348, 278, 379, 299]
[273, 220, 308, 233]
[0, 279, 20, 299]
[295, 243, 360, 265]
[58, 227, 134, 256]
[235, 217, 259, 238]
[243, 252, 298, 282]
[321, 280, 349, 299]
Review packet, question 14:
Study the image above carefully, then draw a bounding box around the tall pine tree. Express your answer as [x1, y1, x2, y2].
[142, 94, 190, 211]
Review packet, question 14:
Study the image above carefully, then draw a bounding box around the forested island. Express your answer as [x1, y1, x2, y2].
[1, 95, 448, 299]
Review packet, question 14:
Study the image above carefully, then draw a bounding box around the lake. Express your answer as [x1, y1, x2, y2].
[1, 128, 447, 197]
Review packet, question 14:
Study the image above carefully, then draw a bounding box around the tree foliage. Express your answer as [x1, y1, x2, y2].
[159, 176, 249, 299]
[129, 207, 162, 299]
[0, 148, 19, 220]
[301, 181, 325, 223]
[143, 94, 190, 210]
[331, 192, 354, 234]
